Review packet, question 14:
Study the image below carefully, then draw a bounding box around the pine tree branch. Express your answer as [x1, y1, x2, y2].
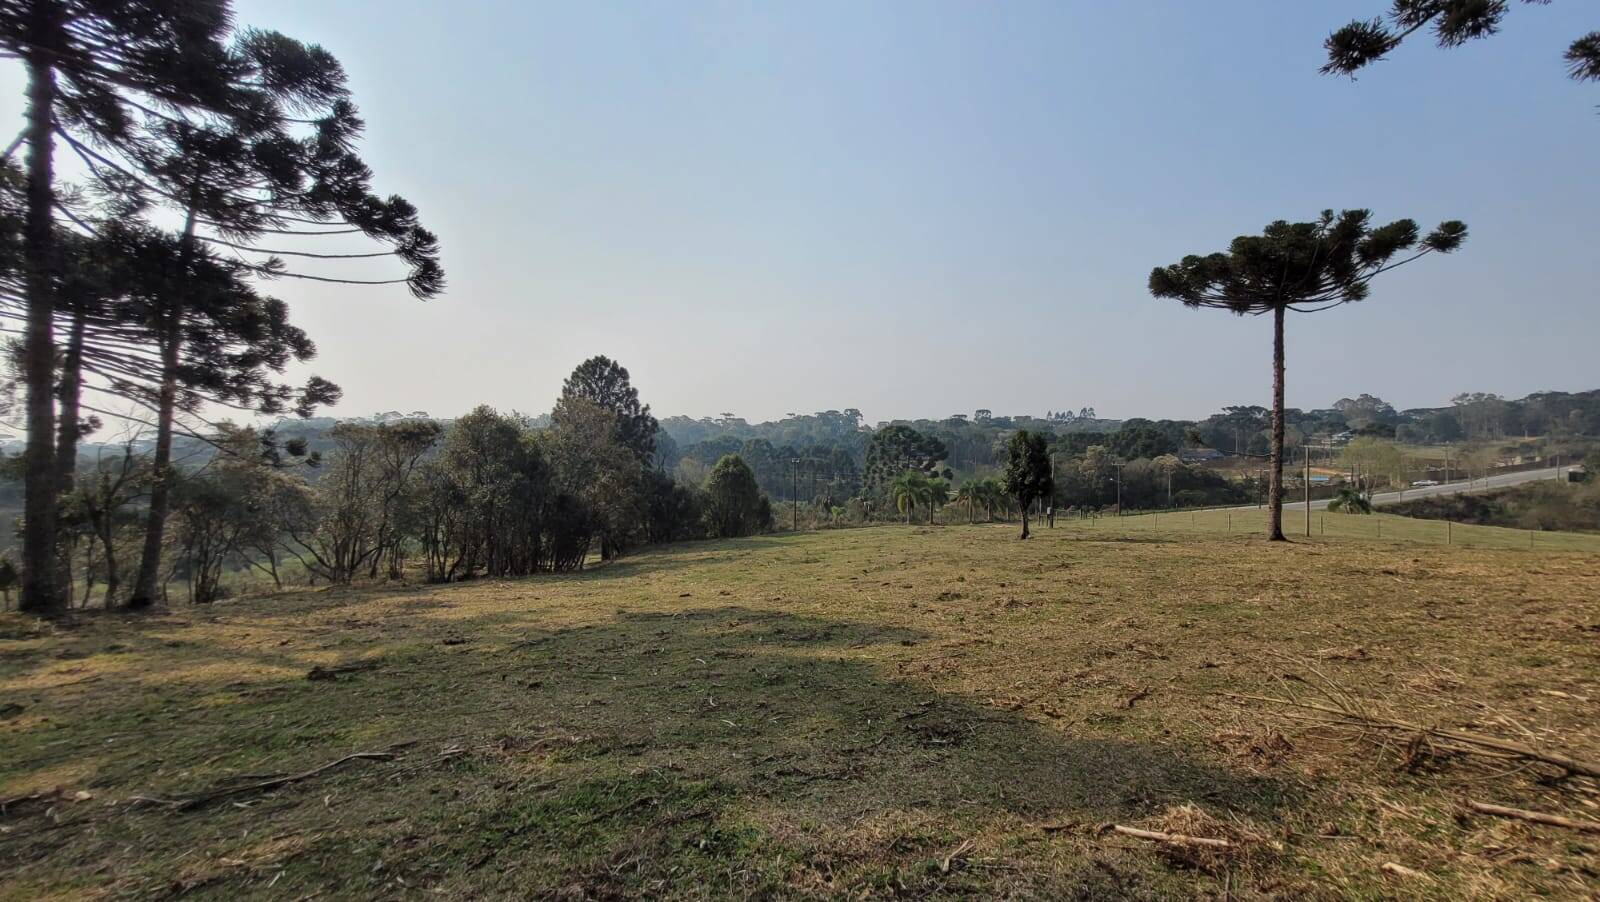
[196, 235, 394, 259]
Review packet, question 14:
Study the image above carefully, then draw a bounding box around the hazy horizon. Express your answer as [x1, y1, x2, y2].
[4, 1, 1596, 430]
[238, 378, 1600, 432]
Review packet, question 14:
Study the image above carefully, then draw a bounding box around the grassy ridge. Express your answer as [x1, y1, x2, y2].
[2, 525, 1597, 898]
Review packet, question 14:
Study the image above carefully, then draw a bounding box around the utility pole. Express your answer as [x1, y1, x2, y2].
[1115, 461, 1123, 515]
[1304, 444, 1312, 537]
[790, 458, 800, 531]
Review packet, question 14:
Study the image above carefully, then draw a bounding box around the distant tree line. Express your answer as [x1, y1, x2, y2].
[11, 369, 1598, 607]
[7, 356, 774, 608]
[647, 387, 1600, 523]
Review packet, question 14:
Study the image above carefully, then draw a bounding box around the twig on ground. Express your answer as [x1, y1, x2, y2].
[1111, 825, 1234, 849]
[130, 752, 397, 811]
[939, 839, 976, 873]
[1465, 800, 1600, 834]
[1380, 861, 1430, 881]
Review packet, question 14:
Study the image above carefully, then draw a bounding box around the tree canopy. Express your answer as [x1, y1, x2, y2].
[1002, 430, 1053, 540]
[1148, 210, 1466, 315]
[1323, 2, 1600, 90]
[556, 355, 659, 463]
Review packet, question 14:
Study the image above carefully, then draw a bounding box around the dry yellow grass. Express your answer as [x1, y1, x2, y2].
[2, 524, 1598, 898]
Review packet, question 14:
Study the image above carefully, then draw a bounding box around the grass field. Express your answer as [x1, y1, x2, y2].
[3, 524, 1598, 898]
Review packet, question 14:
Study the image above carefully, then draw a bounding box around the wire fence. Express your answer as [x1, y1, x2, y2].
[1044, 506, 1600, 553]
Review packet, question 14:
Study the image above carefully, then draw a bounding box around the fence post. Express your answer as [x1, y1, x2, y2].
[1447, 520, 1452, 545]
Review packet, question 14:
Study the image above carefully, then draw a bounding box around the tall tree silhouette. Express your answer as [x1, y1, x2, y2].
[0, 0, 236, 613]
[41, 26, 443, 608]
[1148, 210, 1466, 540]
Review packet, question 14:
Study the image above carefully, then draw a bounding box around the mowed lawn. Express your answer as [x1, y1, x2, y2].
[2, 524, 1598, 899]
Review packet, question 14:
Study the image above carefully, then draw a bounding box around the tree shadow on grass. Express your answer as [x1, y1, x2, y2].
[1, 604, 1296, 899]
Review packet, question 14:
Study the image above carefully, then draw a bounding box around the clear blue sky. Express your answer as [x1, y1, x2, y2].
[8, 2, 1599, 424]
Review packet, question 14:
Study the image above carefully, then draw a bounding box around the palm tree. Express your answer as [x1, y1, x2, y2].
[1327, 486, 1373, 514]
[1148, 210, 1465, 541]
[978, 476, 1006, 521]
[955, 481, 981, 523]
[891, 471, 928, 524]
[925, 478, 950, 525]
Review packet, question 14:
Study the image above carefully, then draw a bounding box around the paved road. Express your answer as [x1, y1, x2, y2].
[1282, 465, 1576, 512]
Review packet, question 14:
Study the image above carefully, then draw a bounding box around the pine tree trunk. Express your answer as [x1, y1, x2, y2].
[19, 47, 60, 615]
[54, 309, 86, 494]
[129, 198, 200, 608]
[1267, 305, 1287, 541]
[1019, 503, 1030, 540]
[51, 308, 87, 600]
[128, 312, 180, 608]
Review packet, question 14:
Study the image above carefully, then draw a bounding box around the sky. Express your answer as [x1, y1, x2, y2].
[3, 1, 1597, 426]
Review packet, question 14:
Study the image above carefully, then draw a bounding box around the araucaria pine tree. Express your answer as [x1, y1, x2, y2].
[1323, 3, 1600, 92]
[1148, 210, 1466, 541]
[74, 30, 442, 609]
[0, 6, 445, 612]
[0, 1, 237, 613]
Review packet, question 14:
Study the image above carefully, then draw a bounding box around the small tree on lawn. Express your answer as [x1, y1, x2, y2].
[1003, 430, 1053, 540]
[1148, 210, 1466, 541]
[704, 454, 766, 538]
